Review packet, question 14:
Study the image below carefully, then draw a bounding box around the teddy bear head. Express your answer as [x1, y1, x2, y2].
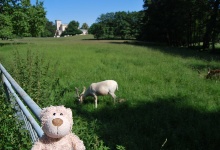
[40, 105, 73, 139]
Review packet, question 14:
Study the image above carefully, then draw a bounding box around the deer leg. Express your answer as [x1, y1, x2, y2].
[93, 94, 98, 108]
[109, 92, 116, 104]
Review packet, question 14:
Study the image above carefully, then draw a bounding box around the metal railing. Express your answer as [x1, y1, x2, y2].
[0, 63, 43, 143]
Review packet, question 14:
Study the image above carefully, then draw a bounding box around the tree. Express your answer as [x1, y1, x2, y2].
[114, 11, 130, 39]
[89, 23, 104, 39]
[140, 0, 212, 48]
[12, 9, 30, 37]
[41, 20, 56, 37]
[28, 1, 47, 37]
[0, 0, 20, 39]
[123, 11, 143, 39]
[96, 12, 115, 38]
[0, 14, 13, 39]
[81, 23, 89, 29]
[62, 20, 82, 36]
[12, 0, 31, 37]
[0, 0, 21, 14]
[203, 0, 220, 51]
[0, 0, 47, 38]
[91, 11, 142, 39]
[141, 0, 188, 45]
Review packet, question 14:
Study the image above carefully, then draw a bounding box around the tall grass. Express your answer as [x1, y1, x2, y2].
[1, 36, 220, 149]
[9, 49, 63, 107]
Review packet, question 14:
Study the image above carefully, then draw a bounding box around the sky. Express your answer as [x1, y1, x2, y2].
[30, 0, 144, 27]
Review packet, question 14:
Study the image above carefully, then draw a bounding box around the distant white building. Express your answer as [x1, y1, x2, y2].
[54, 20, 88, 37]
[55, 20, 68, 37]
[80, 29, 88, 35]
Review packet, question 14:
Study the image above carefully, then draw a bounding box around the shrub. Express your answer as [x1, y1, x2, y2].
[0, 87, 32, 149]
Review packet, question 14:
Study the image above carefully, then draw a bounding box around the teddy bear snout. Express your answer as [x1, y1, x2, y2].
[52, 118, 63, 126]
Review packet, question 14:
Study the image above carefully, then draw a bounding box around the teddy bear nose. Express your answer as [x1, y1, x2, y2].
[52, 118, 63, 126]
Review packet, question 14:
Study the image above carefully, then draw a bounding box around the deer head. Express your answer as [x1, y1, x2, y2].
[75, 87, 86, 103]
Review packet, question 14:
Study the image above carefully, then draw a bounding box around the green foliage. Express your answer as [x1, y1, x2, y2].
[116, 145, 126, 150]
[0, 88, 32, 149]
[62, 20, 82, 36]
[28, 2, 47, 37]
[12, 9, 29, 37]
[73, 118, 110, 149]
[114, 11, 130, 39]
[0, 0, 47, 38]
[140, 0, 219, 49]
[0, 14, 13, 39]
[9, 50, 62, 107]
[41, 20, 56, 37]
[89, 23, 104, 39]
[81, 23, 89, 29]
[90, 11, 142, 39]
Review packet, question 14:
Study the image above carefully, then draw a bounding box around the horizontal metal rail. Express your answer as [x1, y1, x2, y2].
[0, 63, 43, 143]
[0, 64, 42, 120]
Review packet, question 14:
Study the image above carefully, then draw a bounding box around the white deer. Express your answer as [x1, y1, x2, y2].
[75, 80, 118, 108]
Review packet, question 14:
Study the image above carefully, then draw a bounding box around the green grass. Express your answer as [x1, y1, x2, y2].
[1, 35, 220, 149]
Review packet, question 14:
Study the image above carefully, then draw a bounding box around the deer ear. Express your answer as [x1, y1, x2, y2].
[81, 86, 86, 94]
[75, 87, 80, 97]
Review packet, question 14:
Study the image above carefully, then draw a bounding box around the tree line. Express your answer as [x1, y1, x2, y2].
[0, 0, 90, 39]
[89, 0, 220, 51]
[139, 0, 220, 51]
[1, 0, 220, 50]
[0, 0, 49, 38]
[89, 11, 143, 40]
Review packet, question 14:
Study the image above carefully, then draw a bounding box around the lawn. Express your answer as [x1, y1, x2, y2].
[0, 35, 220, 150]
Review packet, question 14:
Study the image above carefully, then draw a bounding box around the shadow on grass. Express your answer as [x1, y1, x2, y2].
[75, 97, 220, 150]
[110, 41, 220, 63]
[0, 42, 27, 47]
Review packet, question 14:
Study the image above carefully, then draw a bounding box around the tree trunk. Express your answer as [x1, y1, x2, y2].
[203, 0, 220, 51]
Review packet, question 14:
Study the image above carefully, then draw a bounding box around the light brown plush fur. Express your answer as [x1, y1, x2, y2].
[32, 106, 85, 150]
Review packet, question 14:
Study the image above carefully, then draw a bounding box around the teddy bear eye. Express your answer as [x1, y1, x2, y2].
[60, 113, 63, 115]
[53, 113, 56, 116]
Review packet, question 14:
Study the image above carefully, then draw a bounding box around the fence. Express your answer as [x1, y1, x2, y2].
[0, 63, 43, 143]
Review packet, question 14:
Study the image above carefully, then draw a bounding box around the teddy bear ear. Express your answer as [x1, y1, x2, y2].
[66, 108, 74, 127]
[40, 107, 48, 119]
[40, 106, 54, 119]
[66, 108, 72, 117]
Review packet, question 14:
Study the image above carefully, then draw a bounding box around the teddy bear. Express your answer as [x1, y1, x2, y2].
[31, 105, 85, 150]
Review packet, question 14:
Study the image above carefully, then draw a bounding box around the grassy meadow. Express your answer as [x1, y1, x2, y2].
[1, 35, 220, 149]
